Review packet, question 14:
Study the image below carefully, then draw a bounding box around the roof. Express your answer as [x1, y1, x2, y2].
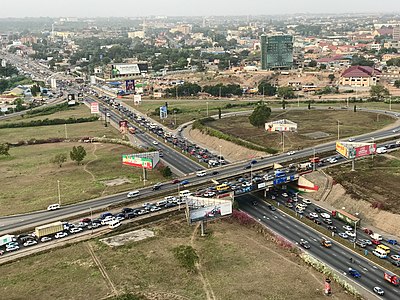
[377, 27, 393, 36]
[341, 66, 381, 78]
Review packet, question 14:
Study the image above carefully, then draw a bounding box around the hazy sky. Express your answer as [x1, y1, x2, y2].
[0, 0, 399, 18]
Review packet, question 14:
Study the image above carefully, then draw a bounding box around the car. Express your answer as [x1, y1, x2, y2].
[348, 268, 361, 278]
[47, 203, 60, 211]
[180, 180, 189, 185]
[40, 236, 52, 243]
[363, 228, 373, 235]
[152, 183, 162, 190]
[244, 165, 251, 169]
[211, 171, 219, 176]
[371, 239, 381, 245]
[251, 159, 258, 164]
[373, 287, 384, 296]
[268, 204, 277, 211]
[171, 179, 180, 184]
[323, 218, 333, 225]
[23, 240, 38, 247]
[387, 239, 398, 245]
[55, 232, 68, 239]
[299, 239, 311, 249]
[69, 227, 83, 234]
[152, 141, 158, 145]
[392, 261, 400, 267]
[81, 218, 91, 223]
[320, 212, 330, 219]
[313, 219, 322, 225]
[359, 239, 372, 245]
[302, 199, 311, 204]
[338, 232, 348, 239]
[6, 245, 20, 252]
[355, 240, 366, 248]
[309, 212, 318, 219]
[314, 207, 322, 213]
[348, 138, 356, 142]
[393, 129, 399, 133]
[390, 255, 400, 261]
[342, 225, 353, 231]
[281, 192, 288, 198]
[327, 225, 337, 232]
[287, 151, 296, 155]
[285, 202, 294, 208]
[345, 231, 356, 237]
[0, 250, 4, 256]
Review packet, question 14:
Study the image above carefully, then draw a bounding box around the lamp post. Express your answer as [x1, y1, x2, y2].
[90, 207, 93, 235]
[313, 148, 316, 171]
[389, 96, 392, 111]
[337, 120, 340, 140]
[219, 145, 222, 167]
[57, 180, 61, 206]
[206, 102, 209, 117]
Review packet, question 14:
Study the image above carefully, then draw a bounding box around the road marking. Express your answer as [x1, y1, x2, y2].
[331, 253, 337, 257]
[274, 216, 278, 219]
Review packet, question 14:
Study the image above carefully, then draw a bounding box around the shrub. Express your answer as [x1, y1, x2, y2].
[172, 245, 199, 273]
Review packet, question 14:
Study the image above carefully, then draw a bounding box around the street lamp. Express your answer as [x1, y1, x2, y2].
[313, 148, 316, 171]
[57, 180, 61, 206]
[206, 102, 209, 117]
[219, 145, 222, 167]
[337, 120, 340, 140]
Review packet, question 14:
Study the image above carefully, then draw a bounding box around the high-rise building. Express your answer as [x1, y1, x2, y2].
[261, 35, 294, 70]
[393, 26, 400, 41]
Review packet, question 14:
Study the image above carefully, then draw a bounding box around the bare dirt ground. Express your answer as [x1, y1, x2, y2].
[185, 126, 266, 162]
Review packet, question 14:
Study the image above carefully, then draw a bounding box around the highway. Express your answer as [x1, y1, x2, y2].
[238, 194, 400, 300]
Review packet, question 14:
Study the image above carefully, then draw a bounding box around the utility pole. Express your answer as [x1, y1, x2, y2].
[389, 96, 392, 111]
[219, 86, 222, 99]
[176, 86, 178, 100]
[282, 132, 285, 153]
[64, 124, 68, 139]
[206, 102, 209, 117]
[313, 148, 316, 171]
[104, 108, 108, 127]
[57, 180, 61, 206]
[337, 120, 340, 140]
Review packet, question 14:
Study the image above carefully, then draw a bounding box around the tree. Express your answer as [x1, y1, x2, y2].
[50, 153, 67, 168]
[70, 146, 86, 165]
[370, 85, 390, 101]
[0, 143, 10, 156]
[249, 104, 272, 128]
[394, 80, 400, 89]
[258, 81, 277, 96]
[277, 86, 295, 99]
[354, 105, 357, 112]
[328, 74, 335, 82]
[308, 60, 317, 67]
[161, 166, 172, 178]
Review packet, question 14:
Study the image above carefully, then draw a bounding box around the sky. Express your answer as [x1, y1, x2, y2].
[0, 0, 399, 18]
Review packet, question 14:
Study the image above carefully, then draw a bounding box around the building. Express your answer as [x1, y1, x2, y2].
[340, 66, 381, 87]
[103, 62, 148, 80]
[128, 31, 145, 39]
[260, 35, 293, 70]
[393, 26, 400, 41]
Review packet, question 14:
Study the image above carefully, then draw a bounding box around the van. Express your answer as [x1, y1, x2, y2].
[376, 244, 391, 254]
[156, 200, 167, 207]
[376, 147, 387, 154]
[127, 190, 140, 198]
[216, 184, 229, 192]
[179, 190, 191, 197]
[47, 203, 60, 211]
[372, 249, 387, 259]
[196, 170, 207, 177]
[370, 233, 383, 241]
[108, 219, 121, 229]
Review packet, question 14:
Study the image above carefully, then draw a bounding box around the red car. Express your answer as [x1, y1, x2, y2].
[171, 179, 180, 184]
[364, 228, 373, 235]
[371, 239, 381, 245]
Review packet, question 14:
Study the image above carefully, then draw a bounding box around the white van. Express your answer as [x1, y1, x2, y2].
[47, 204, 60, 211]
[370, 233, 383, 241]
[196, 170, 207, 177]
[179, 190, 191, 197]
[108, 219, 121, 229]
[127, 190, 140, 198]
[376, 147, 387, 154]
[372, 249, 387, 259]
[156, 200, 168, 207]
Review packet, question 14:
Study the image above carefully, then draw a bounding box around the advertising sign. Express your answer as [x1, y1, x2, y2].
[353, 144, 377, 158]
[160, 106, 168, 119]
[336, 141, 376, 159]
[78, 93, 83, 100]
[133, 94, 142, 105]
[122, 151, 160, 170]
[67, 94, 75, 101]
[125, 80, 135, 92]
[335, 141, 348, 158]
[112, 64, 140, 76]
[90, 102, 99, 114]
[186, 196, 233, 224]
[119, 120, 128, 134]
[265, 119, 297, 132]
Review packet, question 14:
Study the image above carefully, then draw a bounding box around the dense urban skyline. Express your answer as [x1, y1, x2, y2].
[0, 0, 399, 18]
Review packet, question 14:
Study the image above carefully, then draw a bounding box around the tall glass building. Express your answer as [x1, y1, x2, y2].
[261, 35, 293, 70]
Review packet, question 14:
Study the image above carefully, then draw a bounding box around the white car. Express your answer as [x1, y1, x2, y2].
[338, 232, 348, 239]
[343, 225, 353, 231]
[346, 231, 356, 237]
[373, 287, 384, 296]
[302, 199, 312, 204]
[69, 227, 83, 234]
[281, 192, 288, 198]
[287, 151, 296, 155]
[40, 236, 52, 243]
[320, 213, 330, 219]
[309, 212, 318, 219]
[23, 240, 38, 247]
[348, 138, 356, 142]
[152, 141, 158, 145]
[47, 203, 60, 211]
[54, 232, 68, 239]
[6, 245, 20, 252]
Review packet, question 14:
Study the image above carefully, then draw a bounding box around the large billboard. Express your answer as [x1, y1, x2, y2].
[119, 120, 128, 134]
[265, 119, 297, 132]
[336, 141, 376, 159]
[186, 195, 233, 224]
[160, 106, 168, 119]
[112, 64, 140, 76]
[90, 102, 99, 114]
[122, 151, 160, 170]
[125, 80, 135, 92]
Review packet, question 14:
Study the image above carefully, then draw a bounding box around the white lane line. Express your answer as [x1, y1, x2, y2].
[274, 216, 278, 219]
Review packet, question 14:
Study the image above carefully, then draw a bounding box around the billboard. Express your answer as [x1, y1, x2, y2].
[122, 151, 160, 170]
[186, 196, 233, 224]
[160, 106, 168, 119]
[119, 120, 128, 134]
[78, 92, 84, 100]
[90, 102, 99, 114]
[112, 64, 140, 76]
[336, 141, 376, 159]
[125, 80, 135, 92]
[265, 119, 297, 132]
[134, 94, 142, 105]
[67, 94, 75, 101]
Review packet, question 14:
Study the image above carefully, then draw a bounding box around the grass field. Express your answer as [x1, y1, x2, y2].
[0, 218, 354, 300]
[207, 110, 395, 152]
[0, 142, 165, 216]
[325, 151, 400, 213]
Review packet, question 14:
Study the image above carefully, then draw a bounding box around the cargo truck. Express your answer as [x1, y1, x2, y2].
[0, 234, 15, 247]
[384, 272, 399, 286]
[35, 221, 64, 238]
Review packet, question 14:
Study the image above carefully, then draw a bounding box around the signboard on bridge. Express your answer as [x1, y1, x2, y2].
[336, 141, 376, 159]
[186, 195, 233, 224]
[122, 151, 160, 170]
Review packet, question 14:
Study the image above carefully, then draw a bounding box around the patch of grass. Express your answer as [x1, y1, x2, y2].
[0, 142, 166, 215]
[172, 245, 199, 272]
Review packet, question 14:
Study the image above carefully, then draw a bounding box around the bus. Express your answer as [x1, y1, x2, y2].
[216, 184, 230, 192]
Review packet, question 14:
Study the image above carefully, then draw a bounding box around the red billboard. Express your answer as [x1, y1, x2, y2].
[353, 144, 377, 158]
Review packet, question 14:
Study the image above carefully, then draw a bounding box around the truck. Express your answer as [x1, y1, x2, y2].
[34, 221, 64, 238]
[0, 234, 15, 247]
[297, 162, 312, 171]
[384, 272, 399, 286]
[331, 209, 360, 227]
[274, 169, 287, 177]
